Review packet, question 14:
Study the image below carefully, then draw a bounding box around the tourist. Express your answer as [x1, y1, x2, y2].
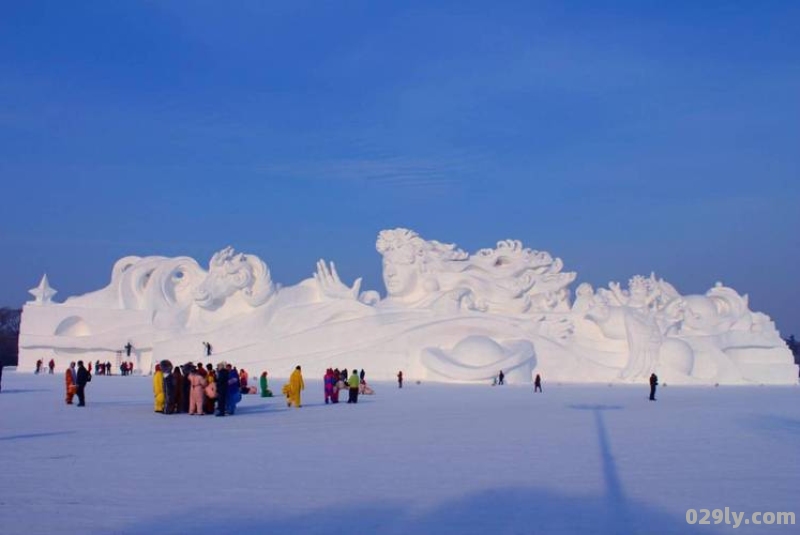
[204, 364, 217, 414]
[35, 359, 43, 374]
[226, 364, 241, 415]
[324, 368, 335, 404]
[347, 369, 360, 404]
[162, 361, 177, 413]
[183, 364, 193, 412]
[188, 367, 206, 415]
[204, 373, 217, 412]
[75, 360, 91, 406]
[397, 370, 403, 389]
[359, 377, 374, 395]
[333, 373, 345, 404]
[330, 368, 340, 403]
[173, 366, 185, 413]
[260, 371, 272, 398]
[239, 368, 249, 395]
[153, 364, 165, 413]
[649, 373, 658, 401]
[205, 363, 215, 381]
[498, 370, 505, 385]
[65, 362, 77, 404]
[215, 362, 229, 416]
[534, 373, 542, 393]
[360, 368, 365, 382]
[48, 358, 55, 374]
[288, 365, 305, 408]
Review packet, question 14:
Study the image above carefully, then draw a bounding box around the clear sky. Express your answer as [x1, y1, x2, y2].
[1, 1, 798, 335]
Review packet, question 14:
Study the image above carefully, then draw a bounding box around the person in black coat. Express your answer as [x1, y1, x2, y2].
[649, 373, 658, 401]
[534, 373, 542, 393]
[76, 360, 91, 406]
[215, 364, 229, 416]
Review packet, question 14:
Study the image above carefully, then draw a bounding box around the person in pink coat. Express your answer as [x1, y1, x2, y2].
[188, 368, 206, 415]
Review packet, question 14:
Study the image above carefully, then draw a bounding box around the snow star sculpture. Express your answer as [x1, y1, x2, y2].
[18, 229, 797, 385]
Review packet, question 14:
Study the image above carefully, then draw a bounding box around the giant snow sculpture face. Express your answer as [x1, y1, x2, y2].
[382, 253, 420, 299]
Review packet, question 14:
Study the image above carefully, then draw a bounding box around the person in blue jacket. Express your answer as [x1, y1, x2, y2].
[226, 364, 241, 415]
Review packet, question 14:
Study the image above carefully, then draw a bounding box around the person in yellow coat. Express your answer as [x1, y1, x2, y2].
[288, 365, 305, 408]
[153, 364, 165, 413]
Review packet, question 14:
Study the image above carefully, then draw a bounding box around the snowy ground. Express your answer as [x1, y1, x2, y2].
[1, 371, 798, 535]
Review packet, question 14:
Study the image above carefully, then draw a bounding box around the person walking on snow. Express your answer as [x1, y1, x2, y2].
[534, 373, 542, 393]
[289, 365, 305, 408]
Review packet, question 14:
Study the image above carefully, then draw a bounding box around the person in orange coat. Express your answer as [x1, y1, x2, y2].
[288, 365, 305, 408]
[65, 362, 77, 404]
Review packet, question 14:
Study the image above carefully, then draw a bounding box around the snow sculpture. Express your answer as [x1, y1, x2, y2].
[29, 274, 57, 305]
[572, 274, 795, 384]
[376, 228, 575, 314]
[192, 246, 275, 312]
[421, 336, 535, 383]
[17, 229, 798, 385]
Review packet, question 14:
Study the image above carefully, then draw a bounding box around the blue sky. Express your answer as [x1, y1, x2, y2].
[1, 1, 798, 334]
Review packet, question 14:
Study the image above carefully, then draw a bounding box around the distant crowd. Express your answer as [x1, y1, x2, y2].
[39, 358, 135, 377]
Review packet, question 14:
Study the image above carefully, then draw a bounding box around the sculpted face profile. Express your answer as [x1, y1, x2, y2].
[377, 229, 429, 303]
[375, 228, 577, 313]
[376, 228, 467, 305]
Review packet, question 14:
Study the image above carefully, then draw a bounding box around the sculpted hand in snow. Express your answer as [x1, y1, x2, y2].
[314, 259, 362, 301]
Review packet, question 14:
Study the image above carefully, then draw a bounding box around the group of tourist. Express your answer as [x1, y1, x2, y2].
[35, 359, 55, 374]
[322, 368, 374, 405]
[91, 360, 135, 376]
[152, 361, 264, 416]
[62, 360, 136, 406]
[63, 361, 92, 406]
[279, 366, 377, 408]
[492, 371, 544, 392]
